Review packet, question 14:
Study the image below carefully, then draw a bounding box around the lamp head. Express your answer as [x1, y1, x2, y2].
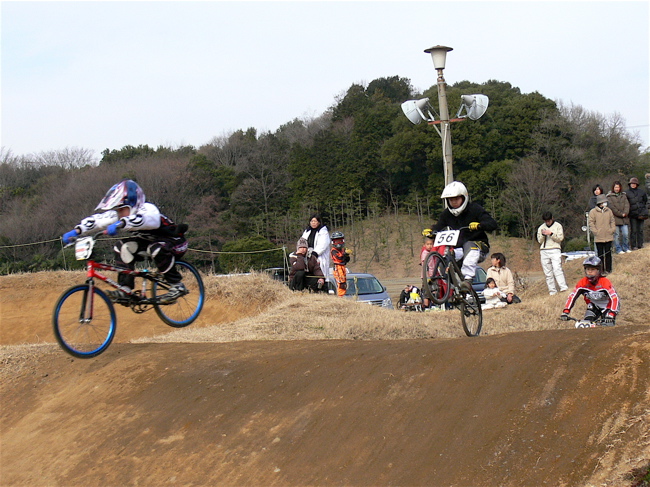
[401, 98, 435, 124]
[456, 94, 489, 120]
[424, 45, 453, 70]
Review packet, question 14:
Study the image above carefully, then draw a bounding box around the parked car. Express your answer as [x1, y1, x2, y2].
[327, 273, 394, 309]
[473, 266, 487, 304]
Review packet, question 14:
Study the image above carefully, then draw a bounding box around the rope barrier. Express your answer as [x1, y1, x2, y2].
[0, 237, 288, 257]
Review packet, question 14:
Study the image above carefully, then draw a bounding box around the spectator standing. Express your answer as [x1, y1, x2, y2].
[536, 211, 568, 295]
[419, 234, 436, 309]
[330, 231, 351, 297]
[588, 194, 615, 274]
[289, 238, 325, 292]
[626, 177, 649, 250]
[588, 184, 604, 209]
[301, 214, 331, 277]
[486, 252, 521, 304]
[607, 181, 631, 254]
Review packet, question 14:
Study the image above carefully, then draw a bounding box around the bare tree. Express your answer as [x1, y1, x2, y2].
[503, 157, 565, 240]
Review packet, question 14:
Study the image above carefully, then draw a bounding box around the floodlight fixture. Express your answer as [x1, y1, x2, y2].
[401, 98, 436, 124]
[424, 45, 453, 70]
[456, 94, 489, 120]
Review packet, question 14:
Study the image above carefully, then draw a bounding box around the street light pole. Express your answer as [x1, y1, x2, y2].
[425, 45, 454, 186]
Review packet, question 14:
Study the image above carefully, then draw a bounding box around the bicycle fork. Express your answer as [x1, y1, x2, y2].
[80, 278, 96, 323]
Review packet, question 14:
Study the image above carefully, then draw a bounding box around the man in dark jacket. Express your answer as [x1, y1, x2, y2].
[626, 177, 648, 250]
[430, 181, 498, 291]
[289, 238, 325, 292]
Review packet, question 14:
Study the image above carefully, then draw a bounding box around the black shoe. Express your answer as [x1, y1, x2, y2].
[159, 283, 188, 304]
[108, 289, 131, 305]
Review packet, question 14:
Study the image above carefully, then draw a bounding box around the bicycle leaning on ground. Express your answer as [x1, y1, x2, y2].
[52, 232, 205, 358]
[420, 228, 483, 337]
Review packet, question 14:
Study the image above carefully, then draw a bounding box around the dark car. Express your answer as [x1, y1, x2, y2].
[473, 266, 487, 304]
[327, 273, 394, 309]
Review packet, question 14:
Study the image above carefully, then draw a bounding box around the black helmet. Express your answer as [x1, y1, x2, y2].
[583, 255, 602, 283]
[331, 231, 345, 249]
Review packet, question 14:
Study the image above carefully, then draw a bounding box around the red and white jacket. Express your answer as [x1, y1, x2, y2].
[563, 276, 620, 316]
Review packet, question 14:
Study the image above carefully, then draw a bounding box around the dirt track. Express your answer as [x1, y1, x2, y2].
[1, 275, 649, 486]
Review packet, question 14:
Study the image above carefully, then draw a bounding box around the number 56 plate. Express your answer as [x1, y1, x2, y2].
[435, 230, 460, 247]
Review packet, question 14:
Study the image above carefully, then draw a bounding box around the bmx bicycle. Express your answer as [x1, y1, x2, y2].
[562, 315, 615, 328]
[53, 233, 205, 358]
[421, 229, 483, 337]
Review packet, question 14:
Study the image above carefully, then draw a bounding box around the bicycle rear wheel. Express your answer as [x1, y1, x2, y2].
[422, 251, 451, 305]
[53, 285, 117, 358]
[459, 287, 483, 337]
[153, 261, 205, 327]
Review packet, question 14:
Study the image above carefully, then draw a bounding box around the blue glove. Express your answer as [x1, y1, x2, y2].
[62, 230, 78, 244]
[106, 222, 121, 236]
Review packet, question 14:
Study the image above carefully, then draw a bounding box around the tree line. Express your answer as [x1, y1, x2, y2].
[1, 77, 648, 274]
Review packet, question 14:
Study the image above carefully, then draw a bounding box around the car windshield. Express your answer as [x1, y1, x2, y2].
[345, 277, 384, 296]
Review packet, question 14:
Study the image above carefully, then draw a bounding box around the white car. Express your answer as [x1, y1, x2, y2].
[327, 272, 393, 309]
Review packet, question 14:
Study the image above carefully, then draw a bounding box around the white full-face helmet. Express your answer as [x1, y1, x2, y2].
[441, 181, 469, 216]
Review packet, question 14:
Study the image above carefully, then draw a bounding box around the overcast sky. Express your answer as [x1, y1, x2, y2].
[2, 1, 649, 159]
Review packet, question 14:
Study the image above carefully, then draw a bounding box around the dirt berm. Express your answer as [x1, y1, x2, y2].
[1, 327, 648, 486]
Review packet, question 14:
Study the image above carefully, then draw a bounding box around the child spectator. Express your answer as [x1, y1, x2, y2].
[482, 278, 507, 310]
[330, 231, 351, 297]
[419, 234, 436, 309]
[560, 256, 619, 327]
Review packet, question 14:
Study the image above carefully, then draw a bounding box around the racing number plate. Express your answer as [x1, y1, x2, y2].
[434, 230, 460, 247]
[75, 237, 95, 260]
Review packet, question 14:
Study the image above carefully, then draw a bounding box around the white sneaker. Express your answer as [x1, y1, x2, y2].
[617, 251, 624, 255]
[626, 249, 632, 253]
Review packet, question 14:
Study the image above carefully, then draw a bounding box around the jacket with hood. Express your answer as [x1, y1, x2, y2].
[588, 204, 616, 242]
[607, 191, 630, 226]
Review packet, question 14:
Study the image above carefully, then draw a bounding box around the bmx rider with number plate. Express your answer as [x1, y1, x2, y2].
[425, 181, 498, 292]
[61, 179, 189, 304]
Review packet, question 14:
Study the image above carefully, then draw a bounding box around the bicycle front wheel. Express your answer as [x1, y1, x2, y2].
[459, 287, 483, 337]
[422, 251, 451, 305]
[53, 285, 117, 358]
[153, 261, 205, 327]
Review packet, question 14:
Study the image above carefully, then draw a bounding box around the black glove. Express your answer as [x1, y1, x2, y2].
[312, 251, 318, 257]
[560, 313, 570, 321]
[601, 316, 616, 327]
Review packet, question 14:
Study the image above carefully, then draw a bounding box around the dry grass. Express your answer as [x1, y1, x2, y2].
[136, 248, 650, 344]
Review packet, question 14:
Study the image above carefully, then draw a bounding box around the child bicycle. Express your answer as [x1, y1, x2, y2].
[562, 315, 615, 328]
[53, 233, 205, 358]
[421, 228, 483, 337]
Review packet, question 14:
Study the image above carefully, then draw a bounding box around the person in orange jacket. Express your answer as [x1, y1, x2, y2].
[330, 231, 351, 297]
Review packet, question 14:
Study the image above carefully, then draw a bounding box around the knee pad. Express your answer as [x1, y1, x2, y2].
[114, 241, 139, 264]
[147, 242, 175, 274]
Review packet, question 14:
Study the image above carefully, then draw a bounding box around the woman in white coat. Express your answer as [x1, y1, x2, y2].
[301, 214, 331, 277]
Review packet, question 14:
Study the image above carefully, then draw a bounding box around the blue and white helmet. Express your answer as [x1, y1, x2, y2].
[95, 180, 145, 216]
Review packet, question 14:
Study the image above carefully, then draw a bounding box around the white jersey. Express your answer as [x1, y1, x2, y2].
[76, 202, 162, 236]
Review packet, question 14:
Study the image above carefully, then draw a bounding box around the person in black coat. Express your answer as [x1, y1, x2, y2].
[626, 177, 648, 250]
[430, 181, 498, 291]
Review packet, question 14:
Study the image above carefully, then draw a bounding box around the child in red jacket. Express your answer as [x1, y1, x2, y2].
[560, 256, 619, 326]
[330, 231, 351, 297]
